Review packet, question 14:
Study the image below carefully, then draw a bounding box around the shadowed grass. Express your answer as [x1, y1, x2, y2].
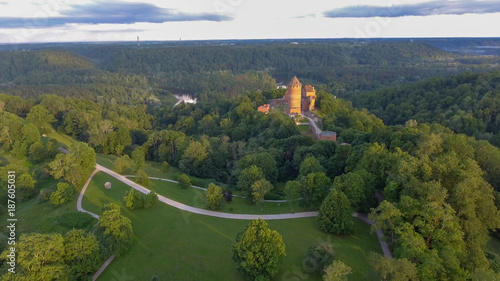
[82, 172, 381, 281]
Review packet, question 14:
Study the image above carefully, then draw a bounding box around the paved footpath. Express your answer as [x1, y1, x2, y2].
[124, 175, 288, 203]
[354, 213, 393, 258]
[79, 164, 318, 220]
[78, 163, 391, 280]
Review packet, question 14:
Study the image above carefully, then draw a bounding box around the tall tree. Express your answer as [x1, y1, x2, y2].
[318, 189, 354, 235]
[284, 180, 301, 213]
[96, 203, 133, 255]
[205, 183, 224, 210]
[323, 260, 352, 281]
[48, 142, 96, 188]
[131, 146, 146, 172]
[237, 165, 265, 199]
[332, 172, 366, 212]
[299, 156, 325, 177]
[232, 219, 286, 281]
[26, 104, 56, 134]
[369, 253, 418, 281]
[252, 179, 273, 211]
[63, 229, 102, 280]
[300, 172, 331, 210]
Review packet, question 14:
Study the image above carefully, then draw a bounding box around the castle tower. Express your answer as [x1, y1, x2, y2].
[302, 85, 316, 112]
[286, 76, 302, 115]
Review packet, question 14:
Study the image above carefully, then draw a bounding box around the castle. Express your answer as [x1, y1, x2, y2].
[257, 76, 316, 115]
[257, 76, 337, 142]
[284, 76, 316, 115]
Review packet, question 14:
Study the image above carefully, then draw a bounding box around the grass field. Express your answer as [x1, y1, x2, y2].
[143, 178, 308, 215]
[46, 130, 76, 148]
[82, 172, 382, 281]
[94, 155, 308, 215]
[298, 124, 312, 133]
[95, 153, 221, 189]
[0, 184, 95, 251]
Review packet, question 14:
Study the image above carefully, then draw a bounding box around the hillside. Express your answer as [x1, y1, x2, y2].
[349, 71, 500, 146]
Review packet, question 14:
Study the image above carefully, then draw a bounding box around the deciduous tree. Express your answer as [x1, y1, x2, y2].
[284, 180, 301, 213]
[323, 260, 352, 281]
[178, 174, 191, 189]
[96, 203, 133, 255]
[205, 183, 224, 210]
[252, 179, 273, 211]
[318, 189, 353, 235]
[232, 219, 286, 281]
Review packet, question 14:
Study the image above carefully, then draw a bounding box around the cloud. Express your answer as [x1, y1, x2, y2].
[324, 0, 500, 18]
[0, 0, 232, 28]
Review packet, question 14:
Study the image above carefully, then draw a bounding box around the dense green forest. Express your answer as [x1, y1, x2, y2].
[349, 71, 500, 147]
[2, 41, 500, 104]
[1, 41, 500, 280]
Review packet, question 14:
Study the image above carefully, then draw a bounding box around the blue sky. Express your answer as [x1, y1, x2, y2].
[0, 0, 499, 43]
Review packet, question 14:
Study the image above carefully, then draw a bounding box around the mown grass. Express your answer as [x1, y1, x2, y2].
[82, 172, 382, 281]
[141, 178, 308, 215]
[298, 124, 312, 133]
[46, 131, 76, 148]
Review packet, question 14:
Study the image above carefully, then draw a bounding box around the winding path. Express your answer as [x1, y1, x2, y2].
[77, 164, 318, 220]
[76, 162, 392, 280]
[123, 175, 288, 203]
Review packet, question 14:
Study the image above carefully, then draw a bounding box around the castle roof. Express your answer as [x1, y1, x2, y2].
[304, 85, 315, 92]
[288, 76, 302, 88]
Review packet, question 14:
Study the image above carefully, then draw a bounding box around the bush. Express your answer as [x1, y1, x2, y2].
[264, 191, 282, 200]
[50, 182, 74, 205]
[56, 211, 95, 229]
[123, 188, 158, 210]
[39, 188, 54, 202]
[302, 242, 335, 274]
[178, 174, 191, 189]
[161, 161, 169, 172]
[223, 189, 233, 202]
[205, 183, 224, 210]
[136, 169, 151, 186]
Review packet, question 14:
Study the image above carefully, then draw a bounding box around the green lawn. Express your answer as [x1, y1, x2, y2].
[82, 172, 382, 281]
[96, 153, 221, 189]
[46, 130, 76, 148]
[298, 124, 312, 133]
[142, 178, 308, 215]
[0, 186, 95, 244]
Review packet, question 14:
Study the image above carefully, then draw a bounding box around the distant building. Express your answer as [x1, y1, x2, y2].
[302, 85, 316, 112]
[284, 76, 316, 115]
[285, 76, 303, 115]
[258, 76, 317, 116]
[257, 104, 270, 114]
[319, 131, 337, 142]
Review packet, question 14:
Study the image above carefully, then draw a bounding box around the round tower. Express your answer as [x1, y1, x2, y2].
[287, 76, 302, 115]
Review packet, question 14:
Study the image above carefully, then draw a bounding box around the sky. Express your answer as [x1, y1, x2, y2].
[0, 0, 499, 43]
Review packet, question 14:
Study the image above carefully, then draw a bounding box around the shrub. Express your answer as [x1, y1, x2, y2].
[223, 189, 233, 202]
[178, 174, 191, 189]
[56, 212, 95, 229]
[302, 242, 335, 274]
[123, 188, 158, 210]
[39, 188, 54, 202]
[50, 182, 74, 205]
[205, 183, 224, 210]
